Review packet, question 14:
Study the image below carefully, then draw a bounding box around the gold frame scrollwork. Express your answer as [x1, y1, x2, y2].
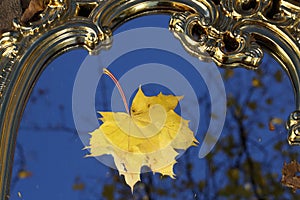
[0, 0, 300, 198]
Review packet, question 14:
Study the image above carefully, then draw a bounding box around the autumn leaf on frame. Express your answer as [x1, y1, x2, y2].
[282, 160, 300, 191]
[85, 69, 198, 191]
[21, 0, 46, 23]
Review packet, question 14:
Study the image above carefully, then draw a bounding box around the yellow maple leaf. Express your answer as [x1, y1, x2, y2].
[85, 69, 198, 191]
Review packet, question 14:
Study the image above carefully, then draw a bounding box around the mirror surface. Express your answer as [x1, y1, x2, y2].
[10, 15, 300, 200]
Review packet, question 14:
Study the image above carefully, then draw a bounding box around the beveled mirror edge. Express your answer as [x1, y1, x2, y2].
[0, 0, 300, 198]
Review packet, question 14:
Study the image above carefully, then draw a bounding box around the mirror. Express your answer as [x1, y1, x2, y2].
[9, 14, 300, 199]
[1, 0, 300, 199]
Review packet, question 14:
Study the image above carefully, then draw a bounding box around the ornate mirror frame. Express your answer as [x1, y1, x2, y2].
[0, 0, 300, 198]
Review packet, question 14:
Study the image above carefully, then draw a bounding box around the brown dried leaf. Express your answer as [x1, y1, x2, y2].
[21, 0, 46, 23]
[281, 161, 300, 192]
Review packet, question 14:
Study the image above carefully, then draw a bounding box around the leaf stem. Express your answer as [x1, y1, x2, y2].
[103, 68, 130, 114]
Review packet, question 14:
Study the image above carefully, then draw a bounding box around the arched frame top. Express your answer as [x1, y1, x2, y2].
[0, 0, 300, 198]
